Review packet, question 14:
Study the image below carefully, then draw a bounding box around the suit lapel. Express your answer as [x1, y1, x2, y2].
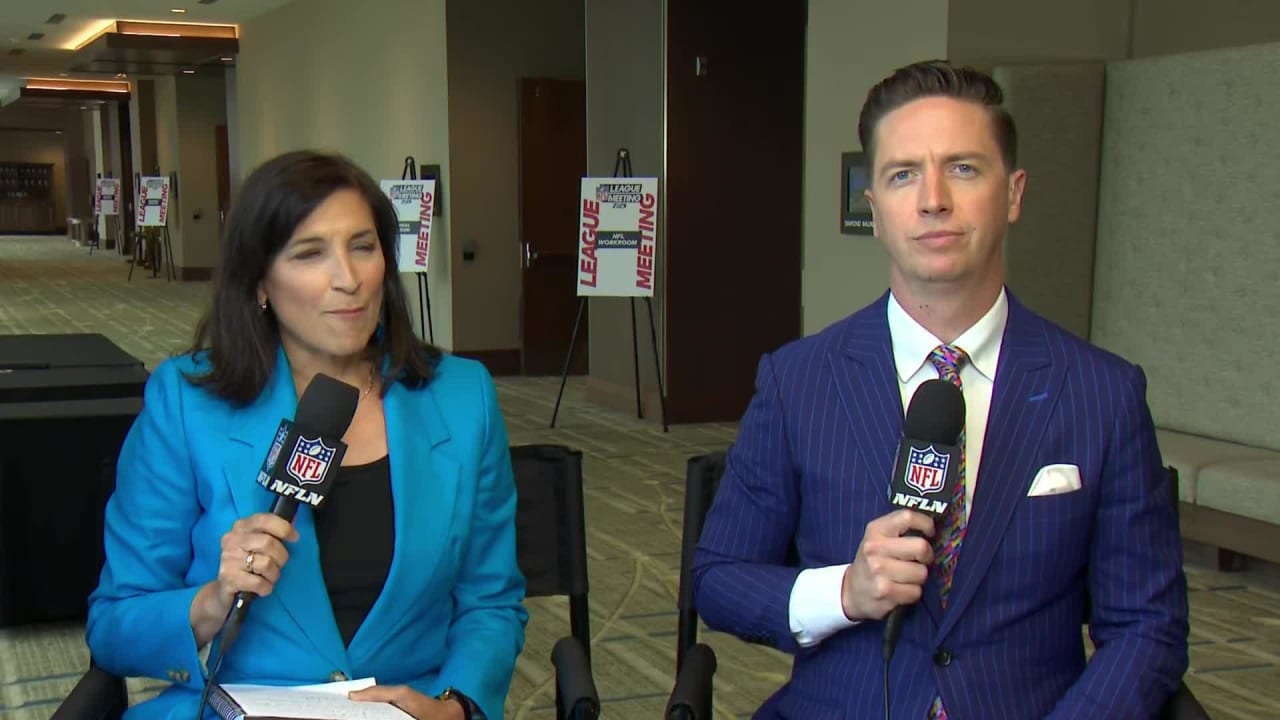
[935, 296, 1064, 642]
[222, 348, 347, 670]
[346, 377, 460, 666]
[828, 296, 943, 628]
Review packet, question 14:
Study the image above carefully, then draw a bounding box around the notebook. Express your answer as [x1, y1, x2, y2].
[209, 677, 413, 720]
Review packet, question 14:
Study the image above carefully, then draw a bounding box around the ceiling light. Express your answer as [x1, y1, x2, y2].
[221, 56, 232, 61]
[171, 8, 187, 13]
[58, 72, 68, 77]
[182, 68, 195, 74]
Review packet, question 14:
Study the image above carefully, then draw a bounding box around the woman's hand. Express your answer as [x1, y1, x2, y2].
[189, 513, 299, 646]
[348, 685, 466, 720]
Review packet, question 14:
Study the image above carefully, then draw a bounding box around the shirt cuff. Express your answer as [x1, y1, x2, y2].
[788, 564, 860, 647]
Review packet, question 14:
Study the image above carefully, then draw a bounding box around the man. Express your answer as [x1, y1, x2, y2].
[692, 60, 1188, 719]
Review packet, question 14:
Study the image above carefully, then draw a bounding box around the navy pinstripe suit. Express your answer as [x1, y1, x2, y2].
[692, 291, 1188, 719]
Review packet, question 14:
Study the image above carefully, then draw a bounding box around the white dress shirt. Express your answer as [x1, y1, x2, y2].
[787, 289, 1009, 647]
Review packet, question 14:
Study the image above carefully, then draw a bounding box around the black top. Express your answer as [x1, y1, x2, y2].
[313, 455, 395, 647]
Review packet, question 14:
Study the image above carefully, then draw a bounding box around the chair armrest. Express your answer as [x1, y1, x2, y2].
[1163, 681, 1210, 720]
[551, 636, 600, 720]
[665, 643, 717, 720]
[52, 665, 127, 720]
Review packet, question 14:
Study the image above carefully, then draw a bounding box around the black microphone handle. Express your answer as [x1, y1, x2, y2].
[226, 497, 301, 633]
[882, 528, 927, 662]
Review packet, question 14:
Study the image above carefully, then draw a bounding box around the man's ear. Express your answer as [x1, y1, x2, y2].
[864, 188, 879, 238]
[1007, 168, 1027, 224]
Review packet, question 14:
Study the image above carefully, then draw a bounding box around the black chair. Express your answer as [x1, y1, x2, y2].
[54, 443, 601, 720]
[510, 443, 601, 720]
[666, 452, 1208, 720]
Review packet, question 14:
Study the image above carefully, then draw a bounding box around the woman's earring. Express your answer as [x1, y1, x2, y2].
[259, 299, 268, 313]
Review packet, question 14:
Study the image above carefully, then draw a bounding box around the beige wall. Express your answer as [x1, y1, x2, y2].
[583, 0, 666, 405]
[151, 75, 183, 265]
[1133, 0, 1280, 57]
[172, 73, 228, 271]
[802, 0, 949, 335]
[445, 0, 585, 353]
[237, 0, 454, 348]
[948, 0, 1132, 67]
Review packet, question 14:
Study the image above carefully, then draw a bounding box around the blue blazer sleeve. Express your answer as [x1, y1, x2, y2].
[86, 359, 208, 691]
[692, 353, 805, 654]
[427, 364, 529, 719]
[1046, 366, 1189, 717]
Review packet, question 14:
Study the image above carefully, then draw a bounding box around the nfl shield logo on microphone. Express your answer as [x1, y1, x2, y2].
[287, 437, 335, 486]
[905, 446, 950, 495]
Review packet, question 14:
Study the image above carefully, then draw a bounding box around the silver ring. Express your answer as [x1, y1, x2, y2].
[245, 550, 257, 575]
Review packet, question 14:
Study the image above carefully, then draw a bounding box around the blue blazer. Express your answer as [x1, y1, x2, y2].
[87, 350, 528, 720]
[693, 292, 1188, 719]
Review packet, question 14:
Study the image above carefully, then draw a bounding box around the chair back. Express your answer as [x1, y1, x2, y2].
[511, 444, 592, 655]
[676, 451, 727, 672]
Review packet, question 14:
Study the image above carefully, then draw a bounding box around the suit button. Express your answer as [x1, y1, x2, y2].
[934, 649, 952, 667]
[329, 671, 348, 682]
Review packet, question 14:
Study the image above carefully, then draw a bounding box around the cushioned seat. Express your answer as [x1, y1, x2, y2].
[1196, 459, 1280, 525]
[1156, 429, 1278, 503]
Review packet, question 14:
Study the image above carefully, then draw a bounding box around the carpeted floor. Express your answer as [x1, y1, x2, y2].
[1, 235, 1278, 719]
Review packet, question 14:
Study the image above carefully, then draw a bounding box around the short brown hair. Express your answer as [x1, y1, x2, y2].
[857, 59, 1017, 174]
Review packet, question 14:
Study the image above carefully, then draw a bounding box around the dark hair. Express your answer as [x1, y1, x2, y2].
[186, 150, 440, 405]
[857, 59, 1018, 174]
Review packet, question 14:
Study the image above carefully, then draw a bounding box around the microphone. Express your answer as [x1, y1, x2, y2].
[196, 374, 359, 720]
[228, 373, 360, 627]
[882, 379, 965, 663]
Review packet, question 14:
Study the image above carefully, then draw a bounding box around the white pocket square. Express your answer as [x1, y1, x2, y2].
[1027, 464, 1082, 497]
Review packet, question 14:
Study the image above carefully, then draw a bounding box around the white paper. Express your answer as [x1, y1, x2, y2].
[219, 677, 413, 719]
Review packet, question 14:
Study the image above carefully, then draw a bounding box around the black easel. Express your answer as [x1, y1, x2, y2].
[401, 156, 434, 343]
[550, 148, 668, 432]
[128, 169, 176, 282]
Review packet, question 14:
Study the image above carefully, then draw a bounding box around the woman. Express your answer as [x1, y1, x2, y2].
[87, 151, 528, 720]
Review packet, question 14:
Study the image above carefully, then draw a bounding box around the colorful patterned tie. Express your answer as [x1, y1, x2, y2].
[926, 344, 969, 720]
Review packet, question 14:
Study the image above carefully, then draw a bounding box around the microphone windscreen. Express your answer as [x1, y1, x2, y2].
[903, 379, 965, 445]
[295, 373, 360, 438]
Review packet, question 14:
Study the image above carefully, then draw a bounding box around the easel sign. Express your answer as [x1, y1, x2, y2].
[577, 177, 659, 297]
[136, 175, 171, 227]
[379, 178, 437, 274]
[95, 178, 120, 216]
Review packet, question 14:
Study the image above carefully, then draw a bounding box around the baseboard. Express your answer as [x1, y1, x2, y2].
[178, 267, 213, 281]
[451, 349, 521, 376]
[585, 375, 666, 423]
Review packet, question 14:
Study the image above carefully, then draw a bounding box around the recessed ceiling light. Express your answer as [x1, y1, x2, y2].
[220, 56, 232, 61]
[115, 72, 127, 78]
[182, 68, 195, 74]
[79, 106, 86, 110]
[171, 8, 187, 13]
[58, 72, 68, 77]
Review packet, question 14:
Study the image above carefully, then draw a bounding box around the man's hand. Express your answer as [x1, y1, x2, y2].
[348, 685, 465, 720]
[841, 510, 935, 621]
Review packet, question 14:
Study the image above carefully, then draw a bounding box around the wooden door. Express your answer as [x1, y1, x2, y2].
[518, 78, 588, 375]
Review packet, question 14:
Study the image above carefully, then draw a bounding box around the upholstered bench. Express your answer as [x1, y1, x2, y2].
[1157, 429, 1280, 566]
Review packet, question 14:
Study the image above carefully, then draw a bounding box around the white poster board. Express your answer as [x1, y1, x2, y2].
[576, 178, 659, 297]
[379, 179, 436, 273]
[136, 176, 170, 227]
[95, 178, 120, 216]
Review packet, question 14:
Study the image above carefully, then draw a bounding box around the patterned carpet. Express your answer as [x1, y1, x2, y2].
[1, 235, 1278, 718]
